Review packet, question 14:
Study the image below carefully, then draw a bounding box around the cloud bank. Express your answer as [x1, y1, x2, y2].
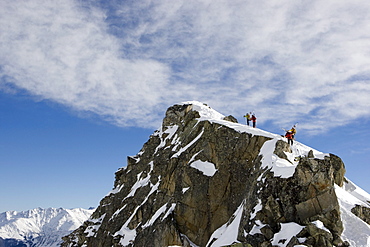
[1, 0, 370, 132]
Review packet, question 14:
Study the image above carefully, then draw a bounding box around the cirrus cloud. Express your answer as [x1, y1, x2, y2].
[1, 0, 370, 132]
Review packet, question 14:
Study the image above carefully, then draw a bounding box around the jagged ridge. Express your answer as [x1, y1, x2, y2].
[62, 101, 370, 247]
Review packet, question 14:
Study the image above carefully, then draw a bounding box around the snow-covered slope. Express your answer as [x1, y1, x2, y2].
[336, 181, 370, 246]
[0, 207, 94, 247]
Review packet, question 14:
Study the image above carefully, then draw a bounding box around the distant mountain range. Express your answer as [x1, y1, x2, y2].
[0, 207, 93, 247]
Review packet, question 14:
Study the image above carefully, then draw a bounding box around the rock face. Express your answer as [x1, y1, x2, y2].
[351, 205, 370, 225]
[62, 102, 365, 247]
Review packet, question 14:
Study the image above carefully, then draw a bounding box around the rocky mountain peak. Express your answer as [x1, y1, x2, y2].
[62, 101, 369, 247]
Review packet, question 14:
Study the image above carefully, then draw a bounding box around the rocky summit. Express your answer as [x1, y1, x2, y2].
[62, 101, 370, 247]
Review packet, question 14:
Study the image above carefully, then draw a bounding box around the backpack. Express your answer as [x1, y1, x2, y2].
[285, 132, 293, 139]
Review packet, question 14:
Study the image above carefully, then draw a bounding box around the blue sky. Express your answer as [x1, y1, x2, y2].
[1, 0, 370, 212]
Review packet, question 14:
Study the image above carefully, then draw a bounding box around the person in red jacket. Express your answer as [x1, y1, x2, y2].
[289, 126, 296, 139]
[251, 114, 257, 128]
[285, 131, 293, 145]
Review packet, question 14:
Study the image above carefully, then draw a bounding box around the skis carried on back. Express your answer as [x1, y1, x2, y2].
[282, 122, 298, 132]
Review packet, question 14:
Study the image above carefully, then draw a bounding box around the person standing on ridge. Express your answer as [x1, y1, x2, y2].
[251, 114, 257, 128]
[285, 130, 294, 145]
[283, 124, 297, 146]
[243, 112, 251, 126]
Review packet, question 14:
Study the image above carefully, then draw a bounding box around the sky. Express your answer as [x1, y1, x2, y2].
[0, 0, 369, 213]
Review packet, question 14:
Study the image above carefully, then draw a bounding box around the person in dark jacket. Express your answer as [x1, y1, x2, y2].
[251, 114, 257, 128]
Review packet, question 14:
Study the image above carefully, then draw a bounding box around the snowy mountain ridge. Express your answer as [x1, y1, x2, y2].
[0, 207, 94, 247]
[191, 101, 370, 245]
[62, 101, 370, 247]
[188, 101, 329, 177]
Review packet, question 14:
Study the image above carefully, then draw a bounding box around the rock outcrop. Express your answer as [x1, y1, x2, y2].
[351, 205, 370, 225]
[62, 102, 367, 247]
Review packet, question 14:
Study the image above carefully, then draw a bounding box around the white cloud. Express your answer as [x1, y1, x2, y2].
[1, 0, 370, 132]
[0, 0, 171, 126]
